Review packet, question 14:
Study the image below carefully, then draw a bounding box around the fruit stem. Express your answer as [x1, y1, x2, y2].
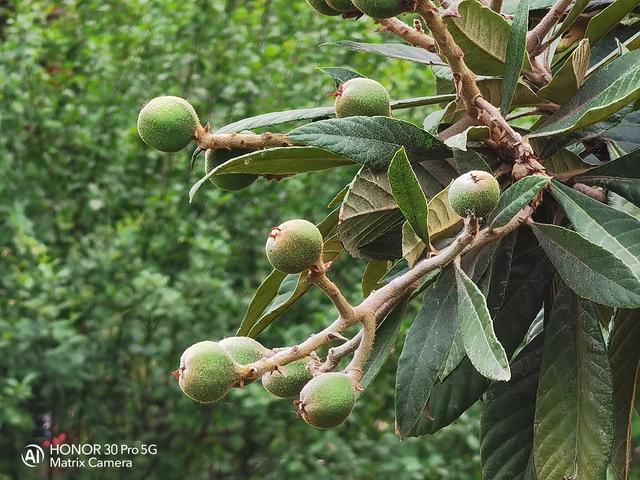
[345, 312, 377, 384]
[309, 268, 355, 320]
[194, 125, 293, 151]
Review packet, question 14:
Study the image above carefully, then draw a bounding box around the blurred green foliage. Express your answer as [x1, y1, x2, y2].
[0, 1, 479, 478]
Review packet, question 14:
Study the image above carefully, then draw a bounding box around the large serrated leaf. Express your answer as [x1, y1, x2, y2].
[550, 180, 640, 277]
[216, 107, 335, 134]
[533, 288, 614, 480]
[409, 243, 553, 436]
[610, 309, 640, 480]
[361, 300, 409, 389]
[585, 0, 639, 46]
[388, 148, 429, 243]
[532, 222, 640, 308]
[445, 0, 531, 76]
[288, 116, 450, 170]
[530, 50, 640, 138]
[480, 337, 543, 480]
[326, 41, 445, 66]
[577, 148, 640, 180]
[455, 264, 511, 381]
[189, 147, 354, 201]
[538, 39, 590, 105]
[395, 266, 459, 438]
[490, 175, 550, 228]
[427, 184, 464, 242]
[501, 0, 529, 112]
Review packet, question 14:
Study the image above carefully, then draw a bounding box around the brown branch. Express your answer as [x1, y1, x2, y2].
[319, 332, 362, 373]
[573, 182, 607, 202]
[490, 0, 503, 13]
[526, 0, 573, 57]
[375, 17, 437, 52]
[194, 125, 292, 151]
[345, 313, 376, 384]
[309, 268, 355, 320]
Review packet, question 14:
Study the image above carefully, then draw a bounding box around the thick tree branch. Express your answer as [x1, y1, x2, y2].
[376, 17, 437, 52]
[526, 0, 573, 57]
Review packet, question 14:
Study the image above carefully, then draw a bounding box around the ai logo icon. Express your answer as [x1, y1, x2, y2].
[21, 444, 45, 467]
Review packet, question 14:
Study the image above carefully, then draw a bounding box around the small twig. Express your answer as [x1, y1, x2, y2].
[526, 0, 573, 57]
[438, 115, 480, 140]
[489, 0, 503, 13]
[345, 313, 377, 384]
[319, 332, 362, 373]
[376, 17, 437, 52]
[572, 182, 607, 202]
[309, 268, 355, 320]
[195, 125, 292, 151]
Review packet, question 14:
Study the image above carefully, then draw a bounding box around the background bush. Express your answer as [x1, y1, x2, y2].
[0, 1, 480, 479]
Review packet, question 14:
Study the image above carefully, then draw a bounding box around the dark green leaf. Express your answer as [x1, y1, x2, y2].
[550, 180, 640, 277]
[610, 309, 640, 480]
[489, 175, 550, 228]
[326, 41, 446, 66]
[395, 266, 459, 438]
[317, 66, 364, 84]
[501, 0, 529, 112]
[533, 288, 614, 480]
[481, 337, 543, 480]
[455, 264, 511, 381]
[361, 260, 391, 298]
[532, 222, 640, 307]
[388, 147, 429, 243]
[538, 39, 590, 105]
[585, 0, 639, 46]
[216, 107, 335, 134]
[189, 147, 354, 201]
[577, 148, 640, 179]
[530, 50, 640, 138]
[288, 116, 450, 170]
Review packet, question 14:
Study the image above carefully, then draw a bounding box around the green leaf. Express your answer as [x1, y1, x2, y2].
[501, 0, 529, 112]
[288, 116, 450, 170]
[395, 266, 459, 438]
[391, 94, 458, 109]
[443, 126, 490, 151]
[480, 337, 543, 480]
[339, 167, 405, 260]
[542, 147, 590, 178]
[455, 264, 511, 382]
[216, 107, 335, 134]
[552, 0, 590, 43]
[439, 332, 466, 381]
[189, 147, 354, 201]
[550, 180, 640, 277]
[388, 147, 429, 243]
[445, 0, 530, 75]
[426, 184, 464, 242]
[600, 178, 640, 206]
[462, 79, 543, 112]
[585, 0, 640, 47]
[317, 66, 364, 84]
[489, 175, 550, 228]
[326, 41, 446, 66]
[361, 260, 391, 298]
[409, 244, 553, 436]
[530, 50, 640, 138]
[533, 288, 614, 480]
[402, 221, 426, 267]
[361, 300, 409, 389]
[610, 309, 640, 480]
[538, 39, 590, 105]
[577, 148, 640, 179]
[532, 222, 640, 308]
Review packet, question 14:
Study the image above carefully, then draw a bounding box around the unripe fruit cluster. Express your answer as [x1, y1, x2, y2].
[176, 340, 358, 429]
[448, 170, 501, 218]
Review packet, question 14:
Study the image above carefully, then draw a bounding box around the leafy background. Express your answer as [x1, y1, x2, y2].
[0, 1, 482, 479]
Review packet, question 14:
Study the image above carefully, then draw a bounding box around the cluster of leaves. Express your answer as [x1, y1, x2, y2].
[0, 1, 481, 479]
[187, 0, 640, 479]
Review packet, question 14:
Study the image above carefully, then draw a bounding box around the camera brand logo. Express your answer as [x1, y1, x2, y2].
[22, 444, 45, 467]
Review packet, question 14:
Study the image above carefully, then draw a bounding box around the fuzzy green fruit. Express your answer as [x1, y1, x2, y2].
[334, 78, 392, 118]
[262, 358, 314, 399]
[448, 170, 501, 218]
[297, 372, 357, 429]
[326, 0, 359, 12]
[306, 0, 342, 15]
[175, 341, 239, 404]
[265, 219, 323, 274]
[219, 337, 270, 365]
[204, 149, 258, 192]
[137, 96, 200, 153]
[351, 0, 408, 18]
